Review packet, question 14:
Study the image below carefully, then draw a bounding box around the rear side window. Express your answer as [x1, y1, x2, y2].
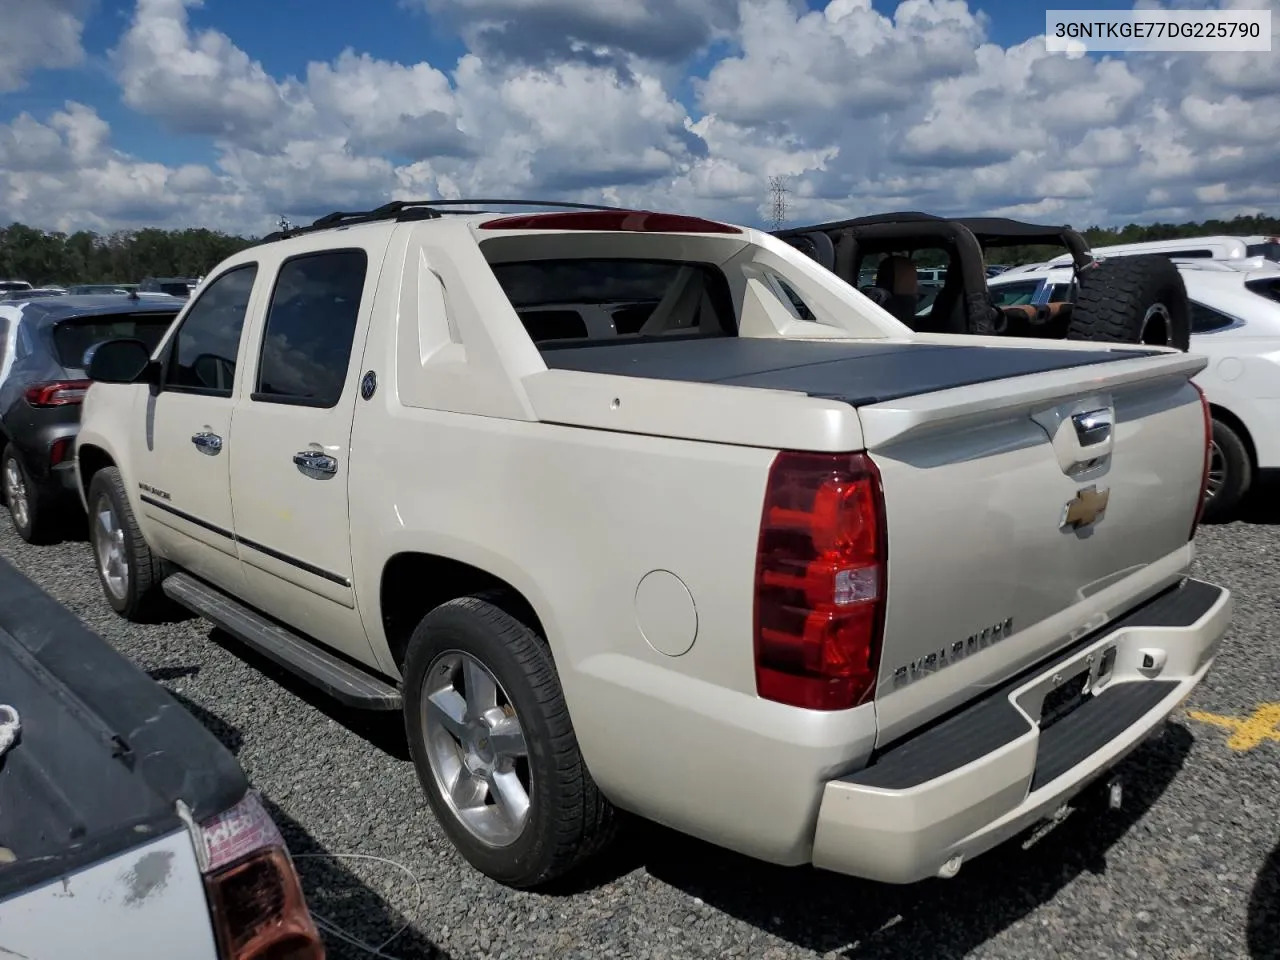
[1189, 301, 1239, 334]
[488, 259, 736, 346]
[165, 264, 258, 396]
[254, 249, 368, 408]
[52, 313, 177, 370]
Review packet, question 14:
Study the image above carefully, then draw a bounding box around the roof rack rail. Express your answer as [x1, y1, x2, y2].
[258, 198, 628, 243]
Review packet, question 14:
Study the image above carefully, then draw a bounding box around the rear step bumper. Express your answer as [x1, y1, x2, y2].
[811, 577, 1231, 884]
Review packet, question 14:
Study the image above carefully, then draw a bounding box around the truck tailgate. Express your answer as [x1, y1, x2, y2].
[856, 351, 1210, 745]
[0, 555, 247, 900]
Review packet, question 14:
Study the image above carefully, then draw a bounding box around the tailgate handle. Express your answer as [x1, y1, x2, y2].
[1072, 409, 1112, 447]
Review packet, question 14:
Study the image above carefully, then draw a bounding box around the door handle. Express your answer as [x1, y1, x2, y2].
[293, 450, 338, 476]
[191, 431, 223, 454]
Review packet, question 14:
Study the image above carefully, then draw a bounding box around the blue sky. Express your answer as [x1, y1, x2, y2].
[0, 0, 1276, 235]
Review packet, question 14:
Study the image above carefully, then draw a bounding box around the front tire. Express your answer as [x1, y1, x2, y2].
[403, 595, 616, 889]
[1200, 418, 1251, 524]
[86, 466, 168, 621]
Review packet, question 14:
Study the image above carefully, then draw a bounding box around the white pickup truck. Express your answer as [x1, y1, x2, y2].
[72, 201, 1232, 891]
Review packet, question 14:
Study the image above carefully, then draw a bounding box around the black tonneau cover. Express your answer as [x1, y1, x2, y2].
[0, 556, 247, 899]
[540, 337, 1155, 406]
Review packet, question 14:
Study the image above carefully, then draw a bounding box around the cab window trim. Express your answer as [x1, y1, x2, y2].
[159, 261, 260, 398]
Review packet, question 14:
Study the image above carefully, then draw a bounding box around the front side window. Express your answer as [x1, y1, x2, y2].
[254, 249, 368, 408]
[164, 264, 258, 396]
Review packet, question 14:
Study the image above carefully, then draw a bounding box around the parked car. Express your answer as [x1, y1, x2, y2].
[2, 288, 68, 302]
[0, 295, 183, 542]
[0, 280, 32, 294]
[990, 255, 1280, 522]
[774, 212, 1192, 349]
[68, 283, 138, 295]
[1041, 234, 1280, 267]
[75, 199, 1228, 891]
[0, 553, 324, 960]
[138, 276, 200, 298]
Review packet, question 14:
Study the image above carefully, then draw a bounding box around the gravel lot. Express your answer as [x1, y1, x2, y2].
[2, 495, 1278, 960]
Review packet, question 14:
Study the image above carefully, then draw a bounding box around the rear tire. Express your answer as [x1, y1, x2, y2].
[403, 594, 616, 889]
[86, 466, 169, 621]
[1200, 418, 1251, 524]
[1068, 255, 1191, 350]
[1, 446, 52, 545]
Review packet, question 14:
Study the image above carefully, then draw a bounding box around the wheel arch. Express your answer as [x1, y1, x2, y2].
[1208, 402, 1257, 469]
[379, 551, 548, 673]
[77, 443, 118, 501]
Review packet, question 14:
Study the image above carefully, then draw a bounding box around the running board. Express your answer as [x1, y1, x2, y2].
[162, 573, 402, 710]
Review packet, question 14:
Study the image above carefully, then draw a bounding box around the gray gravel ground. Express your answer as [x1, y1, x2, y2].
[2, 491, 1279, 960]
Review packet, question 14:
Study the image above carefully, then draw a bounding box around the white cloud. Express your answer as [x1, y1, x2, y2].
[0, 0, 92, 94]
[2, 0, 1277, 236]
[0, 103, 238, 233]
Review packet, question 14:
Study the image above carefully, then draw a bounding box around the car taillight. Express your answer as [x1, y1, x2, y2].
[1189, 383, 1212, 540]
[49, 437, 73, 467]
[24, 380, 91, 407]
[197, 791, 325, 960]
[753, 450, 888, 711]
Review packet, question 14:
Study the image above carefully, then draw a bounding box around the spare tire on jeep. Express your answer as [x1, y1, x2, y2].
[1066, 255, 1191, 350]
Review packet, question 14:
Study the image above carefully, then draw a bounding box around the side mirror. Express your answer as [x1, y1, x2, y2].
[86, 338, 157, 385]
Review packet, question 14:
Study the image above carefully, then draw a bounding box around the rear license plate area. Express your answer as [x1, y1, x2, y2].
[1039, 670, 1091, 730]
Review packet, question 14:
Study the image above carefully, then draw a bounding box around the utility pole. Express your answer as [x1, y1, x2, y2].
[767, 175, 790, 231]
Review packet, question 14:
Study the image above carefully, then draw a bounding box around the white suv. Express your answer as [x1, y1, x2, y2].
[989, 256, 1280, 521]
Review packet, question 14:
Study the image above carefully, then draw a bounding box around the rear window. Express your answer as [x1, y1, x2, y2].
[51, 313, 177, 369]
[1247, 278, 1280, 304]
[488, 259, 736, 346]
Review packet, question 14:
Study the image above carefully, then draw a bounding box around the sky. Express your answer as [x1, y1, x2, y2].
[0, 0, 1276, 237]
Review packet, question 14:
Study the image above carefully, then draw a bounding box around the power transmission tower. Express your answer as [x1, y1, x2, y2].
[767, 176, 790, 230]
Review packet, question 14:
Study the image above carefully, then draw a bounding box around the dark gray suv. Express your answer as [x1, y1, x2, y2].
[0, 295, 182, 542]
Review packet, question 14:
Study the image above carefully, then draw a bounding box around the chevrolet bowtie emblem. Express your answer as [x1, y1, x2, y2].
[1061, 485, 1110, 531]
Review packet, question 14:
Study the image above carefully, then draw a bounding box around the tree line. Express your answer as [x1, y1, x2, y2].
[1, 211, 1277, 286]
[0, 223, 257, 286]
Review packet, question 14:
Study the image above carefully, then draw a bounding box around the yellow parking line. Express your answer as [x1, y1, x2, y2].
[1187, 702, 1280, 752]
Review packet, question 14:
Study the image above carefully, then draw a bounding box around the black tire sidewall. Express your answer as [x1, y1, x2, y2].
[1202, 418, 1251, 523]
[2, 446, 41, 543]
[402, 600, 564, 886]
[87, 468, 147, 617]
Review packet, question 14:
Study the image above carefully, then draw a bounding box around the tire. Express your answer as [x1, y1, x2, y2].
[403, 594, 616, 889]
[1068, 255, 1191, 350]
[1, 445, 52, 544]
[86, 466, 169, 621]
[1201, 418, 1251, 524]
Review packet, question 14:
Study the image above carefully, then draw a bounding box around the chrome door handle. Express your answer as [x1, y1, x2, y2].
[293, 450, 337, 475]
[191, 431, 223, 454]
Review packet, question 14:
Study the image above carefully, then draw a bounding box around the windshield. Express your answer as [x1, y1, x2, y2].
[52, 313, 178, 369]
[159, 282, 194, 297]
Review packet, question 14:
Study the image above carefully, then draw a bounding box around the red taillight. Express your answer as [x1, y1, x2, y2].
[1190, 382, 1212, 539]
[477, 210, 742, 234]
[24, 380, 91, 407]
[753, 450, 888, 711]
[199, 792, 325, 960]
